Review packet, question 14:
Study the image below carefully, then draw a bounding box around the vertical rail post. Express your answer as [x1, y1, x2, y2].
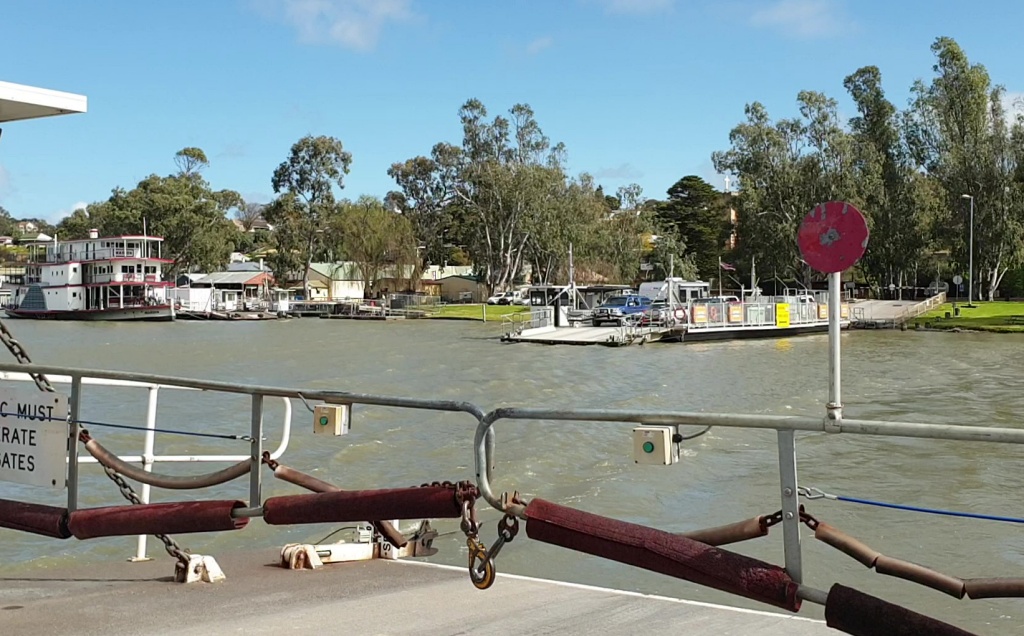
[249, 394, 264, 508]
[132, 386, 160, 562]
[776, 429, 802, 583]
[827, 271, 843, 425]
[67, 375, 82, 513]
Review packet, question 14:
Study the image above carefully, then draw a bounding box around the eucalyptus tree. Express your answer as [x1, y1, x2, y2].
[386, 144, 462, 266]
[905, 37, 1024, 299]
[843, 66, 930, 296]
[267, 135, 353, 298]
[712, 92, 856, 284]
[55, 148, 242, 276]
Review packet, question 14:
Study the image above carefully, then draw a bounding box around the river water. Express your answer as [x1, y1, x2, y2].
[1, 318, 1022, 631]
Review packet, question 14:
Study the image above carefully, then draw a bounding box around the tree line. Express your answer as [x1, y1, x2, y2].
[713, 36, 1024, 300]
[48, 103, 738, 298]
[34, 36, 1024, 301]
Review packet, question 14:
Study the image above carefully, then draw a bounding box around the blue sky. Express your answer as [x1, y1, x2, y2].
[2, 0, 1023, 224]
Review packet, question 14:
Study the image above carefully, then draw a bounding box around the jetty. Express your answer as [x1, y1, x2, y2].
[176, 310, 282, 321]
[849, 293, 946, 329]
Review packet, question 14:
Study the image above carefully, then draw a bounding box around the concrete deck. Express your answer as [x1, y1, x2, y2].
[0, 551, 835, 635]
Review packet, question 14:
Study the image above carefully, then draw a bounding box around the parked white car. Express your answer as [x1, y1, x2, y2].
[487, 291, 524, 305]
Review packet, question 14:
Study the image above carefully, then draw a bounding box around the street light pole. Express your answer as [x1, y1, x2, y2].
[960, 194, 974, 306]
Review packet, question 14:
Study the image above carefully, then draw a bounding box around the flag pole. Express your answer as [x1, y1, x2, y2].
[718, 257, 723, 297]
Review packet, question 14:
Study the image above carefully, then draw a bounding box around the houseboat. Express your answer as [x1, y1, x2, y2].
[5, 230, 175, 321]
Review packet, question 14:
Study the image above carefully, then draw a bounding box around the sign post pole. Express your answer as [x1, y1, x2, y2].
[828, 272, 842, 421]
[785, 200, 870, 586]
[68, 376, 82, 511]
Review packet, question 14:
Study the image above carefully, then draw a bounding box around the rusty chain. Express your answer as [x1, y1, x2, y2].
[0, 318, 191, 568]
[759, 506, 819, 533]
[0, 321, 56, 393]
[93, 447, 191, 566]
[416, 480, 501, 590]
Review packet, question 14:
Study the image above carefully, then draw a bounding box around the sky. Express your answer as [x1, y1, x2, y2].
[2, 0, 1024, 224]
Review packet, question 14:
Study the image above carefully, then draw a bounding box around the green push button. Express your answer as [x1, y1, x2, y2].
[319, 416, 329, 426]
[642, 441, 655, 453]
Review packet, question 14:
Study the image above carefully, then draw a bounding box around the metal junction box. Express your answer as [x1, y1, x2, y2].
[313, 404, 351, 436]
[632, 426, 677, 465]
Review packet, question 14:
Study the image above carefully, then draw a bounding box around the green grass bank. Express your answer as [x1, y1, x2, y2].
[427, 303, 531, 322]
[917, 301, 1024, 333]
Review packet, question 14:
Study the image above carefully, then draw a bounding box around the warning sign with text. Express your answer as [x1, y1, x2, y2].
[0, 387, 69, 489]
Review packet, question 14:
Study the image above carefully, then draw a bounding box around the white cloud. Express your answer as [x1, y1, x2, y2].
[525, 36, 554, 56]
[216, 142, 248, 159]
[593, 163, 645, 179]
[250, 0, 415, 52]
[47, 201, 89, 224]
[1001, 91, 1024, 118]
[748, 0, 849, 38]
[588, 0, 675, 14]
[242, 192, 273, 205]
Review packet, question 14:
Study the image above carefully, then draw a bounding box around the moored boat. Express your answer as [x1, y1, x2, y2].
[5, 230, 175, 322]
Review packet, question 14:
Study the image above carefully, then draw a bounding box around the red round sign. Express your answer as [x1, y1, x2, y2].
[797, 201, 869, 274]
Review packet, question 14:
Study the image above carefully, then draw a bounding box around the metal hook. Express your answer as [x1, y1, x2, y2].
[798, 486, 828, 500]
[467, 537, 495, 590]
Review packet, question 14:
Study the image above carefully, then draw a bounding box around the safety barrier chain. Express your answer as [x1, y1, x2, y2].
[0, 321, 55, 393]
[2, 418, 1014, 635]
[1, 321, 1020, 633]
[32, 398, 1024, 604]
[0, 318, 192, 571]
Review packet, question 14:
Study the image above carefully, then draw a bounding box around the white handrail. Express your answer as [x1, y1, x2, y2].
[0, 371, 293, 561]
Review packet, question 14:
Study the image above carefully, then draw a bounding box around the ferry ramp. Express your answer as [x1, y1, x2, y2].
[850, 294, 945, 328]
[0, 550, 832, 636]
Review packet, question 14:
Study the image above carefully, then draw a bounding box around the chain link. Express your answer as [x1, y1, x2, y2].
[0, 321, 56, 393]
[98, 462, 190, 563]
[0, 317, 191, 568]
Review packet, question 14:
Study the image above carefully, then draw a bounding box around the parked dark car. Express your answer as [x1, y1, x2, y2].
[592, 295, 653, 326]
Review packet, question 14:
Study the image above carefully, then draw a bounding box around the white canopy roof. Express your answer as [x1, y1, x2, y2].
[0, 80, 87, 123]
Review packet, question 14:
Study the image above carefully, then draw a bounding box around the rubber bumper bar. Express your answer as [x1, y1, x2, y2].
[523, 497, 801, 612]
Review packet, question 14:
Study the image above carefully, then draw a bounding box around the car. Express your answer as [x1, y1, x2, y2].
[486, 291, 518, 305]
[592, 294, 653, 326]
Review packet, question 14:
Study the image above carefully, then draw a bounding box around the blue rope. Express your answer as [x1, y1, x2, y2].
[834, 495, 1024, 525]
[0, 411, 248, 442]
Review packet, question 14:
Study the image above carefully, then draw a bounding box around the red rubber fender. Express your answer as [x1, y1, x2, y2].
[524, 498, 800, 612]
[824, 583, 977, 636]
[0, 498, 70, 539]
[271, 464, 407, 548]
[68, 500, 248, 539]
[262, 486, 463, 526]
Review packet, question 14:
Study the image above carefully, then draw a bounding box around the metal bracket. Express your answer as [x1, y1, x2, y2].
[175, 554, 227, 583]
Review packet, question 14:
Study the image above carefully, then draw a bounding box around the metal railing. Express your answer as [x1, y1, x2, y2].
[901, 291, 946, 322]
[501, 307, 553, 336]
[685, 298, 848, 330]
[2, 355, 1024, 610]
[3, 275, 1024, 617]
[0, 369, 293, 561]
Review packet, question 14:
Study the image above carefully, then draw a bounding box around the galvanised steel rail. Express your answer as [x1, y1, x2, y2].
[1, 356, 1022, 601]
